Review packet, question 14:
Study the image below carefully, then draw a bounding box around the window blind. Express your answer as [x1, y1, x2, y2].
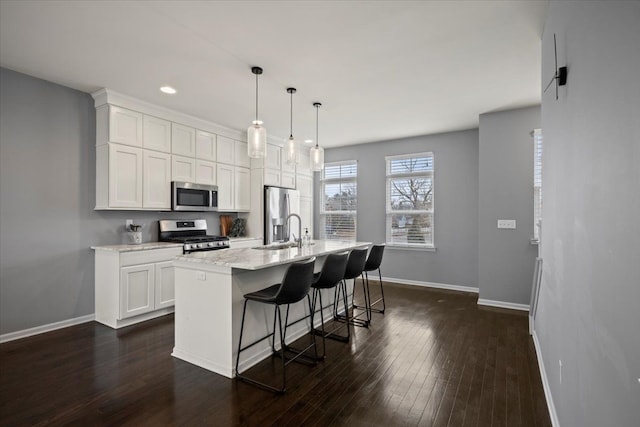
[320, 161, 357, 241]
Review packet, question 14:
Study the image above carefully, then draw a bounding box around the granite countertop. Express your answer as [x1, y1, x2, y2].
[174, 240, 371, 271]
[91, 242, 183, 252]
[227, 236, 262, 242]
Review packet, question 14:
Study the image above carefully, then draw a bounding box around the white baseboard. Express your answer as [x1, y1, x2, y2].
[477, 298, 530, 312]
[0, 314, 95, 344]
[532, 330, 560, 427]
[369, 276, 479, 294]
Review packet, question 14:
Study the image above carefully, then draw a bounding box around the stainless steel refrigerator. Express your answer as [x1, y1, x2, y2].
[264, 186, 300, 244]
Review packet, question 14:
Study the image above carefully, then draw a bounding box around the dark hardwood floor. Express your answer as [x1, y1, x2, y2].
[0, 283, 551, 427]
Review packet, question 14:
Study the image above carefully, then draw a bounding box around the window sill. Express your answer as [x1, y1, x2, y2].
[386, 244, 436, 252]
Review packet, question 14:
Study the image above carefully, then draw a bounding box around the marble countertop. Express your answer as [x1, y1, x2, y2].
[91, 242, 183, 252]
[174, 240, 371, 271]
[227, 236, 262, 242]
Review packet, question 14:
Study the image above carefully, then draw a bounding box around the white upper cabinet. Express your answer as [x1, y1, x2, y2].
[266, 144, 282, 170]
[171, 123, 196, 157]
[235, 140, 250, 168]
[143, 151, 171, 209]
[195, 130, 216, 161]
[195, 159, 217, 185]
[234, 167, 251, 211]
[217, 163, 234, 210]
[216, 135, 235, 165]
[108, 143, 143, 208]
[281, 172, 296, 189]
[297, 150, 312, 176]
[143, 115, 171, 152]
[109, 106, 143, 147]
[172, 155, 196, 183]
[281, 147, 296, 173]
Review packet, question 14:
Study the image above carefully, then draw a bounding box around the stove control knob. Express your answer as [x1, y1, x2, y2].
[217, 241, 225, 247]
[196, 243, 203, 249]
[207, 242, 215, 247]
[184, 244, 191, 251]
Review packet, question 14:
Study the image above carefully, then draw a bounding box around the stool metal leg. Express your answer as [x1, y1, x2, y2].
[355, 268, 386, 314]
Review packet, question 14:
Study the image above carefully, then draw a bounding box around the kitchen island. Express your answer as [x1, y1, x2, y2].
[172, 240, 370, 378]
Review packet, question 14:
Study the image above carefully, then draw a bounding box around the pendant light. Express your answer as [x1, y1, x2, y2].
[310, 102, 324, 171]
[285, 87, 300, 165]
[247, 66, 267, 158]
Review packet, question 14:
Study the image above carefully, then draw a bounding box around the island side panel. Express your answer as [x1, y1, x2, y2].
[172, 263, 234, 378]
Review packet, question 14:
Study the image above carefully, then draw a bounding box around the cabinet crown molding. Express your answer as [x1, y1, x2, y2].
[91, 88, 246, 142]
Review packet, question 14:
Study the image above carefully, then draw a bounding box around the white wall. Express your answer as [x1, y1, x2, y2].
[536, 2, 640, 426]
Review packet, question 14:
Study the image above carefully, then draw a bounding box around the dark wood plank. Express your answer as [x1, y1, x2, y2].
[0, 283, 551, 427]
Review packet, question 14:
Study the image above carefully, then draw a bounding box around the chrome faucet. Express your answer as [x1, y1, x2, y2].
[286, 213, 302, 248]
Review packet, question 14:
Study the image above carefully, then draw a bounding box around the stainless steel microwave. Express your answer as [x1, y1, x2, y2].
[171, 182, 218, 211]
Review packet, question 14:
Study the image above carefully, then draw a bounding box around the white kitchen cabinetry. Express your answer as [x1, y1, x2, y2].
[281, 147, 296, 174]
[100, 105, 143, 147]
[195, 159, 217, 185]
[281, 172, 296, 189]
[264, 168, 281, 186]
[103, 143, 143, 208]
[172, 123, 196, 157]
[235, 167, 251, 211]
[196, 130, 216, 161]
[143, 115, 171, 152]
[217, 163, 234, 210]
[172, 155, 196, 182]
[235, 140, 250, 168]
[216, 135, 235, 165]
[266, 144, 282, 170]
[143, 150, 171, 209]
[94, 246, 182, 329]
[297, 174, 313, 198]
[298, 150, 312, 176]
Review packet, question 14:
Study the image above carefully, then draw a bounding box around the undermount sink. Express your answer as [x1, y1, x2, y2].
[252, 241, 315, 250]
[252, 242, 299, 250]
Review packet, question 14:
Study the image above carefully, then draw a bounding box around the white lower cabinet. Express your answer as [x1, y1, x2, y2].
[94, 246, 182, 329]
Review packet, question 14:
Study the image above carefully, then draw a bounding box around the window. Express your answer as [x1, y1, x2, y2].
[386, 153, 434, 248]
[320, 161, 357, 241]
[533, 129, 543, 242]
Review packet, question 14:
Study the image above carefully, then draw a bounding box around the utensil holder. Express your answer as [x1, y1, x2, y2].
[127, 231, 142, 245]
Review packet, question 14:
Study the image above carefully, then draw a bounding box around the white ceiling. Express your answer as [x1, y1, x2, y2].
[0, 0, 547, 148]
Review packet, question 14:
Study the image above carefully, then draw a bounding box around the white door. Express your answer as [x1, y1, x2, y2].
[109, 143, 143, 208]
[266, 144, 281, 170]
[195, 130, 216, 161]
[143, 151, 171, 209]
[154, 261, 175, 309]
[297, 174, 313, 198]
[143, 115, 171, 152]
[216, 135, 235, 165]
[281, 172, 296, 189]
[172, 155, 196, 182]
[217, 163, 234, 210]
[299, 196, 314, 237]
[234, 167, 251, 211]
[195, 159, 217, 185]
[120, 264, 155, 319]
[171, 123, 196, 157]
[109, 106, 142, 147]
[234, 140, 250, 168]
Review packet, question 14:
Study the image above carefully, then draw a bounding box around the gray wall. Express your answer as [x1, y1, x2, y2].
[317, 130, 479, 288]
[478, 106, 540, 305]
[536, 2, 640, 426]
[0, 68, 228, 335]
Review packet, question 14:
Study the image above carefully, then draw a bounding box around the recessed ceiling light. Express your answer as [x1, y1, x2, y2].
[160, 86, 177, 94]
[304, 139, 313, 144]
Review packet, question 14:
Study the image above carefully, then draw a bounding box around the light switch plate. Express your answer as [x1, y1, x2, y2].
[497, 219, 516, 229]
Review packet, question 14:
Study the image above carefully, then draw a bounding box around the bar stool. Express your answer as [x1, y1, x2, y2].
[354, 244, 386, 314]
[336, 248, 369, 328]
[235, 257, 316, 393]
[309, 251, 350, 358]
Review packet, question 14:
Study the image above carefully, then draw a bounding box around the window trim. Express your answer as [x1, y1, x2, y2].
[385, 152, 435, 249]
[319, 160, 358, 241]
[532, 129, 542, 244]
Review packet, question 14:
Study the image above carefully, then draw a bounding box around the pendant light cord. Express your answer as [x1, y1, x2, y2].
[255, 73, 259, 122]
[315, 104, 319, 148]
[290, 91, 293, 138]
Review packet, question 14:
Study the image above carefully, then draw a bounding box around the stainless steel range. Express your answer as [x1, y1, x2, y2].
[159, 219, 229, 253]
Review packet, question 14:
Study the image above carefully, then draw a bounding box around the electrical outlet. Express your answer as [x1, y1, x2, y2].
[559, 359, 563, 384]
[497, 219, 516, 229]
[197, 271, 206, 281]
[125, 219, 133, 231]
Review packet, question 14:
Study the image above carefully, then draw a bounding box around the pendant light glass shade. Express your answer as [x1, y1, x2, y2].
[247, 67, 266, 159]
[285, 87, 299, 165]
[248, 120, 267, 158]
[310, 102, 324, 171]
